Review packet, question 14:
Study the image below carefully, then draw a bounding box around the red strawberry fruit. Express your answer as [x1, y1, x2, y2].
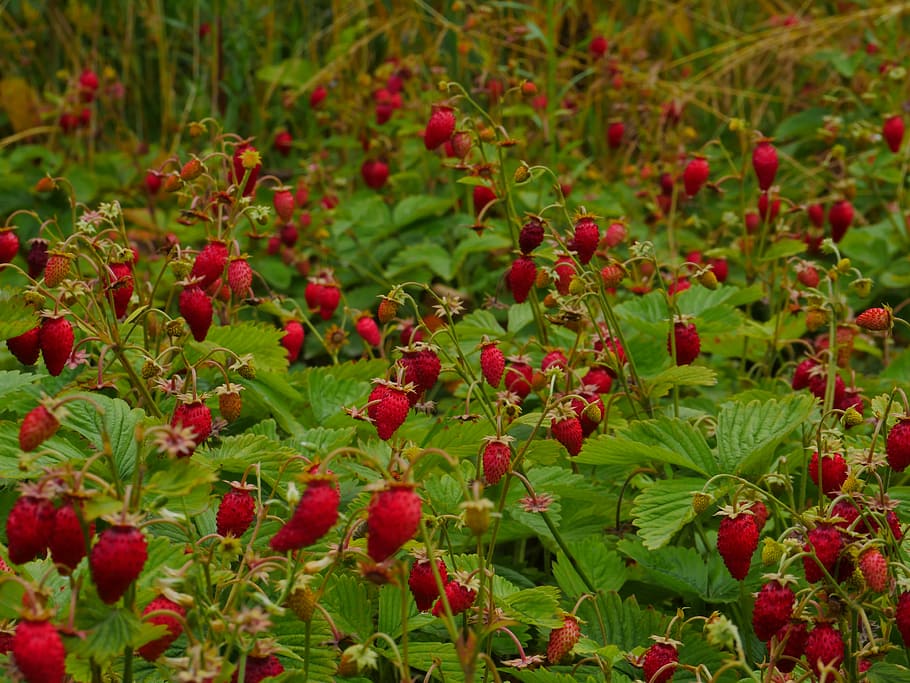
[570, 215, 599, 264]
[769, 621, 808, 674]
[367, 380, 411, 440]
[473, 185, 496, 216]
[400, 346, 441, 395]
[431, 577, 477, 617]
[233, 654, 284, 683]
[7, 326, 41, 366]
[519, 217, 545, 254]
[216, 485, 256, 537]
[191, 240, 228, 287]
[270, 476, 340, 552]
[546, 614, 581, 663]
[802, 524, 843, 582]
[6, 492, 56, 564]
[408, 557, 448, 612]
[27, 239, 49, 280]
[367, 482, 421, 562]
[39, 315, 74, 376]
[808, 451, 848, 498]
[804, 623, 844, 678]
[482, 436, 512, 484]
[171, 401, 213, 453]
[717, 509, 759, 580]
[856, 306, 892, 331]
[232, 144, 261, 197]
[828, 200, 854, 243]
[355, 314, 381, 347]
[752, 579, 795, 641]
[281, 320, 305, 363]
[582, 366, 613, 394]
[12, 619, 66, 683]
[897, 592, 910, 646]
[179, 286, 213, 342]
[227, 258, 253, 298]
[138, 595, 186, 661]
[479, 340, 505, 387]
[49, 500, 93, 571]
[90, 523, 148, 603]
[668, 320, 700, 365]
[886, 417, 910, 471]
[504, 357, 533, 400]
[553, 255, 575, 295]
[424, 105, 456, 150]
[19, 404, 60, 452]
[883, 115, 905, 153]
[362, 159, 390, 190]
[642, 640, 678, 683]
[507, 256, 536, 303]
[551, 408, 584, 456]
[683, 156, 709, 196]
[607, 121, 624, 149]
[274, 130, 293, 156]
[807, 203, 825, 228]
[752, 140, 779, 191]
[108, 261, 134, 319]
[0, 228, 19, 263]
[859, 548, 889, 592]
[273, 189, 295, 222]
[44, 253, 71, 287]
[309, 85, 327, 108]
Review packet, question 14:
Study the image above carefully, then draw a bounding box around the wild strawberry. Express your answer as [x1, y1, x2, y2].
[546, 614, 581, 663]
[409, 557, 448, 612]
[271, 189, 295, 223]
[504, 357, 533, 400]
[607, 121, 624, 149]
[553, 255, 575, 295]
[551, 409, 584, 456]
[39, 315, 74, 376]
[828, 200, 854, 243]
[367, 482, 421, 562]
[216, 486, 256, 537]
[233, 654, 284, 683]
[6, 492, 55, 564]
[582, 366, 613, 394]
[12, 619, 66, 683]
[804, 623, 844, 678]
[48, 500, 92, 572]
[171, 401, 213, 452]
[317, 284, 341, 320]
[362, 159, 389, 190]
[482, 436, 512, 484]
[887, 509, 903, 540]
[424, 105, 456, 150]
[43, 253, 71, 288]
[790, 358, 819, 391]
[178, 286, 213, 342]
[479, 340, 505, 387]
[717, 510, 759, 580]
[541, 349, 568, 372]
[683, 156, 709, 196]
[600, 263, 625, 289]
[668, 320, 700, 365]
[309, 85, 328, 108]
[749, 500, 769, 532]
[897, 592, 910, 646]
[886, 417, 910, 472]
[27, 239, 49, 280]
[106, 261, 134, 319]
[752, 140, 778, 191]
[883, 115, 905, 153]
[752, 580, 795, 641]
[807, 202, 825, 228]
[757, 191, 780, 222]
[274, 130, 293, 156]
[400, 346, 441, 394]
[19, 403, 60, 452]
[432, 577, 477, 617]
[473, 185, 496, 216]
[232, 144, 261, 197]
[519, 217, 545, 254]
[281, 320, 305, 364]
[571, 393, 604, 436]
[90, 523, 148, 603]
[795, 262, 820, 288]
[378, 296, 399, 324]
[570, 215, 599, 264]
[667, 277, 690, 296]
[227, 258, 253, 299]
[450, 131, 471, 158]
[769, 621, 807, 674]
[218, 387, 243, 422]
[367, 381, 411, 440]
[7, 326, 40, 366]
[642, 640, 678, 683]
[507, 256, 537, 303]
[589, 34, 608, 58]
[137, 595, 186, 661]
[808, 451, 848, 498]
[802, 524, 843, 582]
[856, 306, 892, 331]
[859, 548, 888, 592]
[355, 314, 381, 347]
[191, 240, 228, 287]
[270, 476, 340, 552]
[0, 228, 19, 263]
[603, 221, 628, 248]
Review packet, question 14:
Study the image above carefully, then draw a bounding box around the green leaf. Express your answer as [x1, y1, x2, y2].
[501, 586, 563, 628]
[323, 574, 374, 640]
[0, 370, 38, 402]
[866, 663, 910, 682]
[715, 395, 815, 476]
[242, 372, 305, 438]
[378, 583, 434, 639]
[0, 287, 38, 341]
[255, 57, 316, 88]
[759, 238, 807, 262]
[392, 195, 453, 228]
[645, 364, 717, 399]
[575, 416, 717, 477]
[386, 242, 453, 280]
[304, 367, 366, 423]
[62, 395, 147, 480]
[580, 591, 666, 651]
[194, 321, 288, 375]
[507, 302, 535, 335]
[270, 606, 338, 682]
[71, 608, 144, 660]
[773, 107, 827, 141]
[552, 539, 627, 596]
[144, 456, 217, 498]
[204, 433, 301, 483]
[618, 538, 740, 603]
[630, 477, 704, 550]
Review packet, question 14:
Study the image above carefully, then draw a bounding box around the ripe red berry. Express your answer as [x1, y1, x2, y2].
[859, 548, 889, 592]
[589, 34, 608, 58]
[179, 286, 214, 342]
[570, 216, 599, 264]
[883, 115, 905, 153]
[757, 191, 781, 223]
[274, 130, 293, 156]
[137, 595, 186, 661]
[367, 381, 411, 440]
[749, 500, 769, 532]
[107, 261, 134, 320]
[482, 437, 512, 484]
[752, 580, 795, 641]
[19, 404, 60, 452]
[769, 621, 807, 674]
[807, 203, 825, 228]
[171, 401, 213, 453]
[90, 524, 148, 603]
[808, 451, 848, 498]
[231, 144, 261, 197]
[717, 512, 759, 580]
[682, 156, 709, 196]
[44, 253, 71, 287]
[856, 306, 892, 331]
[191, 240, 228, 288]
[802, 524, 843, 583]
[582, 366, 613, 394]
[804, 623, 844, 678]
[227, 258, 253, 298]
[6, 493, 55, 564]
[668, 321, 700, 365]
[546, 614, 581, 663]
[400, 347, 441, 394]
[361, 159, 390, 190]
[408, 558, 447, 612]
[424, 105, 456, 150]
[752, 141, 779, 191]
[504, 358, 533, 400]
[507, 256, 536, 303]
[216, 487, 256, 537]
[828, 200, 854, 243]
[479, 340, 505, 387]
[607, 121, 624, 149]
[518, 217, 545, 254]
[270, 477, 340, 552]
[273, 189, 295, 222]
[39, 315, 74, 376]
[553, 255, 575, 295]
[642, 641, 678, 683]
[897, 592, 910, 646]
[473, 185, 496, 216]
[355, 314, 381, 347]
[27, 239, 49, 280]
[432, 579, 477, 617]
[551, 413, 584, 456]
[7, 326, 41, 366]
[309, 85, 328, 108]
[316, 284, 341, 320]
[12, 619, 66, 683]
[887, 418, 910, 472]
[233, 654, 284, 683]
[49, 500, 92, 572]
[367, 483, 421, 562]
[0, 228, 19, 263]
[281, 320, 305, 364]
